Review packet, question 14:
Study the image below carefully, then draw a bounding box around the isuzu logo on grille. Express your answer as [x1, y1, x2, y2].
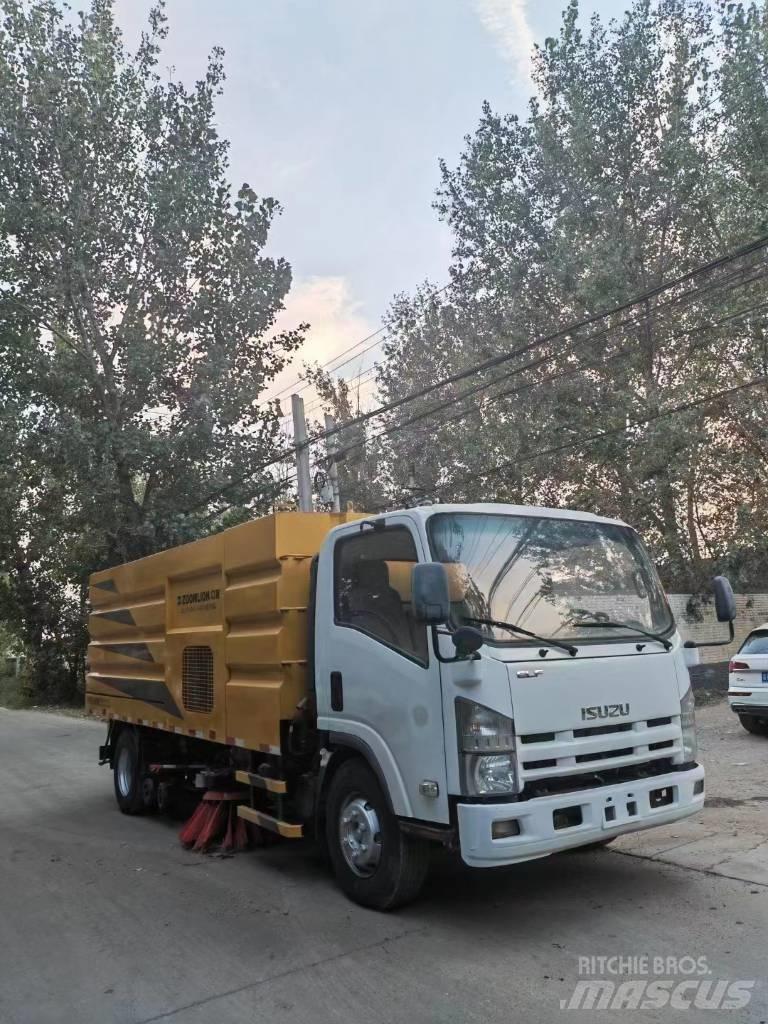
[580, 703, 630, 721]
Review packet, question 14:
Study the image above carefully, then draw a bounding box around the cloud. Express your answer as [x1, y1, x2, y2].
[265, 276, 380, 417]
[474, 0, 536, 87]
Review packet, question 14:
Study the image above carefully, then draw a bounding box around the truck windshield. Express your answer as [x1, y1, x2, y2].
[427, 512, 673, 646]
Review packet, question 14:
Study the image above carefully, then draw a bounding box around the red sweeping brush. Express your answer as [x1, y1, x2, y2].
[221, 803, 249, 852]
[179, 791, 243, 852]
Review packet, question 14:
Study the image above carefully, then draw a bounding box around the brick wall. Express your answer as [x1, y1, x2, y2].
[669, 592, 768, 689]
[668, 593, 768, 660]
[570, 592, 767, 689]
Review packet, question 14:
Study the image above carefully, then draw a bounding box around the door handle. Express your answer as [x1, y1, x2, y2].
[330, 671, 343, 711]
[516, 669, 543, 678]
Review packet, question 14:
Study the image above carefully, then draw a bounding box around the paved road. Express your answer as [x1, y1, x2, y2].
[615, 699, 768, 884]
[0, 706, 766, 1023]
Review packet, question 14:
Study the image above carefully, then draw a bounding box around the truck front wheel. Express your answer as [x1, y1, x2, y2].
[113, 727, 146, 815]
[325, 758, 429, 910]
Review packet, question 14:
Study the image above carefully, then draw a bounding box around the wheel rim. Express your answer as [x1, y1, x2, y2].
[339, 793, 382, 877]
[116, 745, 133, 798]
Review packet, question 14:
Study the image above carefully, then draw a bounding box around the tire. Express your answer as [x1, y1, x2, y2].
[559, 836, 615, 854]
[325, 758, 429, 911]
[576, 837, 616, 851]
[739, 714, 768, 736]
[113, 727, 146, 815]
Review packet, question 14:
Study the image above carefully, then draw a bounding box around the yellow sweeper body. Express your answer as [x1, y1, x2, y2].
[86, 511, 363, 754]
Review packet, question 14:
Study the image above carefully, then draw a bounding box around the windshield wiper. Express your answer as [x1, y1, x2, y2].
[465, 617, 578, 657]
[570, 620, 672, 651]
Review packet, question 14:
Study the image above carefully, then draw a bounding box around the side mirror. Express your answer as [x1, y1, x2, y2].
[684, 575, 737, 650]
[451, 625, 484, 658]
[713, 576, 736, 623]
[411, 562, 451, 624]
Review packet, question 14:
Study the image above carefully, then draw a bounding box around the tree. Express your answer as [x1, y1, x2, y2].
[376, 0, 768, 589]
[0, 1, 303, 699]
[304, 364, 390, 512]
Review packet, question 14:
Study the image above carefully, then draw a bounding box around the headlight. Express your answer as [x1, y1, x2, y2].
[680, 685, 697, 762]
[456, 699, 518, 795]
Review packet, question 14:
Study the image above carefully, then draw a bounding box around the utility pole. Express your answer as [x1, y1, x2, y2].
[324, 412, 342, 513]
[291, 393, 313, 512]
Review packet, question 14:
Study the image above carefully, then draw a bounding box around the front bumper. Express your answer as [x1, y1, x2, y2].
[456, 764, 705, 867]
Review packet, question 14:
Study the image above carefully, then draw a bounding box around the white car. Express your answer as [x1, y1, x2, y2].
[728, 625, 768, 735]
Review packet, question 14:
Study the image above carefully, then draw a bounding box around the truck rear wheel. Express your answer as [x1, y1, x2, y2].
[113, 727, 146, 815]
[739, 714, 768, 736]
[325, 758, 429, 911]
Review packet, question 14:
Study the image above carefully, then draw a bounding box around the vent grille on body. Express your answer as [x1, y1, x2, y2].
[182, 646, 214, 713]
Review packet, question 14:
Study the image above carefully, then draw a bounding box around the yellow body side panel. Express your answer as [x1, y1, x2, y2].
[86, 511, 365, 754]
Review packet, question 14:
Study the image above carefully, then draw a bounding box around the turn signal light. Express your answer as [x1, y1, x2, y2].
[729, 660, 749, 672]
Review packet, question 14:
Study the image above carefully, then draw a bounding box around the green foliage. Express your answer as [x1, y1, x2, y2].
[304, 364, 390, 512]
[0, 1, 301, 700]
[376, 0, 768, 591]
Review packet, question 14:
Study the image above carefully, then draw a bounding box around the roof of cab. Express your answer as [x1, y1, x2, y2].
[383, 502, 630, 529]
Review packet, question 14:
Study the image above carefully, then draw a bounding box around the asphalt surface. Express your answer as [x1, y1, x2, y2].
[0, 706, 766, 1024]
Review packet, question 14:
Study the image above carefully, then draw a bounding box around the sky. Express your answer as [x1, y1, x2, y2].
[113, 0, 617, 411]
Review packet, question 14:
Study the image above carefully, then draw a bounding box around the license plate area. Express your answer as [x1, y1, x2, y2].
[761, 671, 768, 683]
[602, 792, 640, 828]
[649, 785, 677, 808]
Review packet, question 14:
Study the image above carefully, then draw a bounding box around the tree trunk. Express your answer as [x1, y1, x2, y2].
[656, 469, 687, 587]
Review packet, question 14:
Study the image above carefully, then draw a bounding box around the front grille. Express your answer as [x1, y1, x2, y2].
[520, 732, 555, 744]
[521, 757, 676, 799]
[575, 746, 633, 763]
[573, 722, 632, 738]
[517, 716, 682, 783]
[182, 645, 214, 713]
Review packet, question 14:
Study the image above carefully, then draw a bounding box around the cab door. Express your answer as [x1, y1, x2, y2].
[315, 516, 449, 824]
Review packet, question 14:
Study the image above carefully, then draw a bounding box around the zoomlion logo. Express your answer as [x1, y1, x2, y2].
[176, 588, 220, 611]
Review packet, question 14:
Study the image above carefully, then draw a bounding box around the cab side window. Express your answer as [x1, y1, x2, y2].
[334, 527, 428, 664]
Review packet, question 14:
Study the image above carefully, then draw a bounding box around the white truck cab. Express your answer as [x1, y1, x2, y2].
[313, 503, 733, 908]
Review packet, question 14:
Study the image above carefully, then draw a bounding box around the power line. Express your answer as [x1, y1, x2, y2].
[334, 292, 768, 469]
[268, 325, 386, 405]
[209, 287, 768, 520]
[280, 253, 767, 429]
[279, 364, 379, 424]
[439, 375, 768, 497]
[179, 234, 768, 514]
[298, 234, 768, 450]
[310, 251, 768, 455]
[266, 282, 452, 405]
[217, 373, 768, 517]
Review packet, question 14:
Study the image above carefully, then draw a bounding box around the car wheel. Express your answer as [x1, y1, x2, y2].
[738, 714, 768, 736]
[325, 758, 429, 911]
[113, 727, 146, 814]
